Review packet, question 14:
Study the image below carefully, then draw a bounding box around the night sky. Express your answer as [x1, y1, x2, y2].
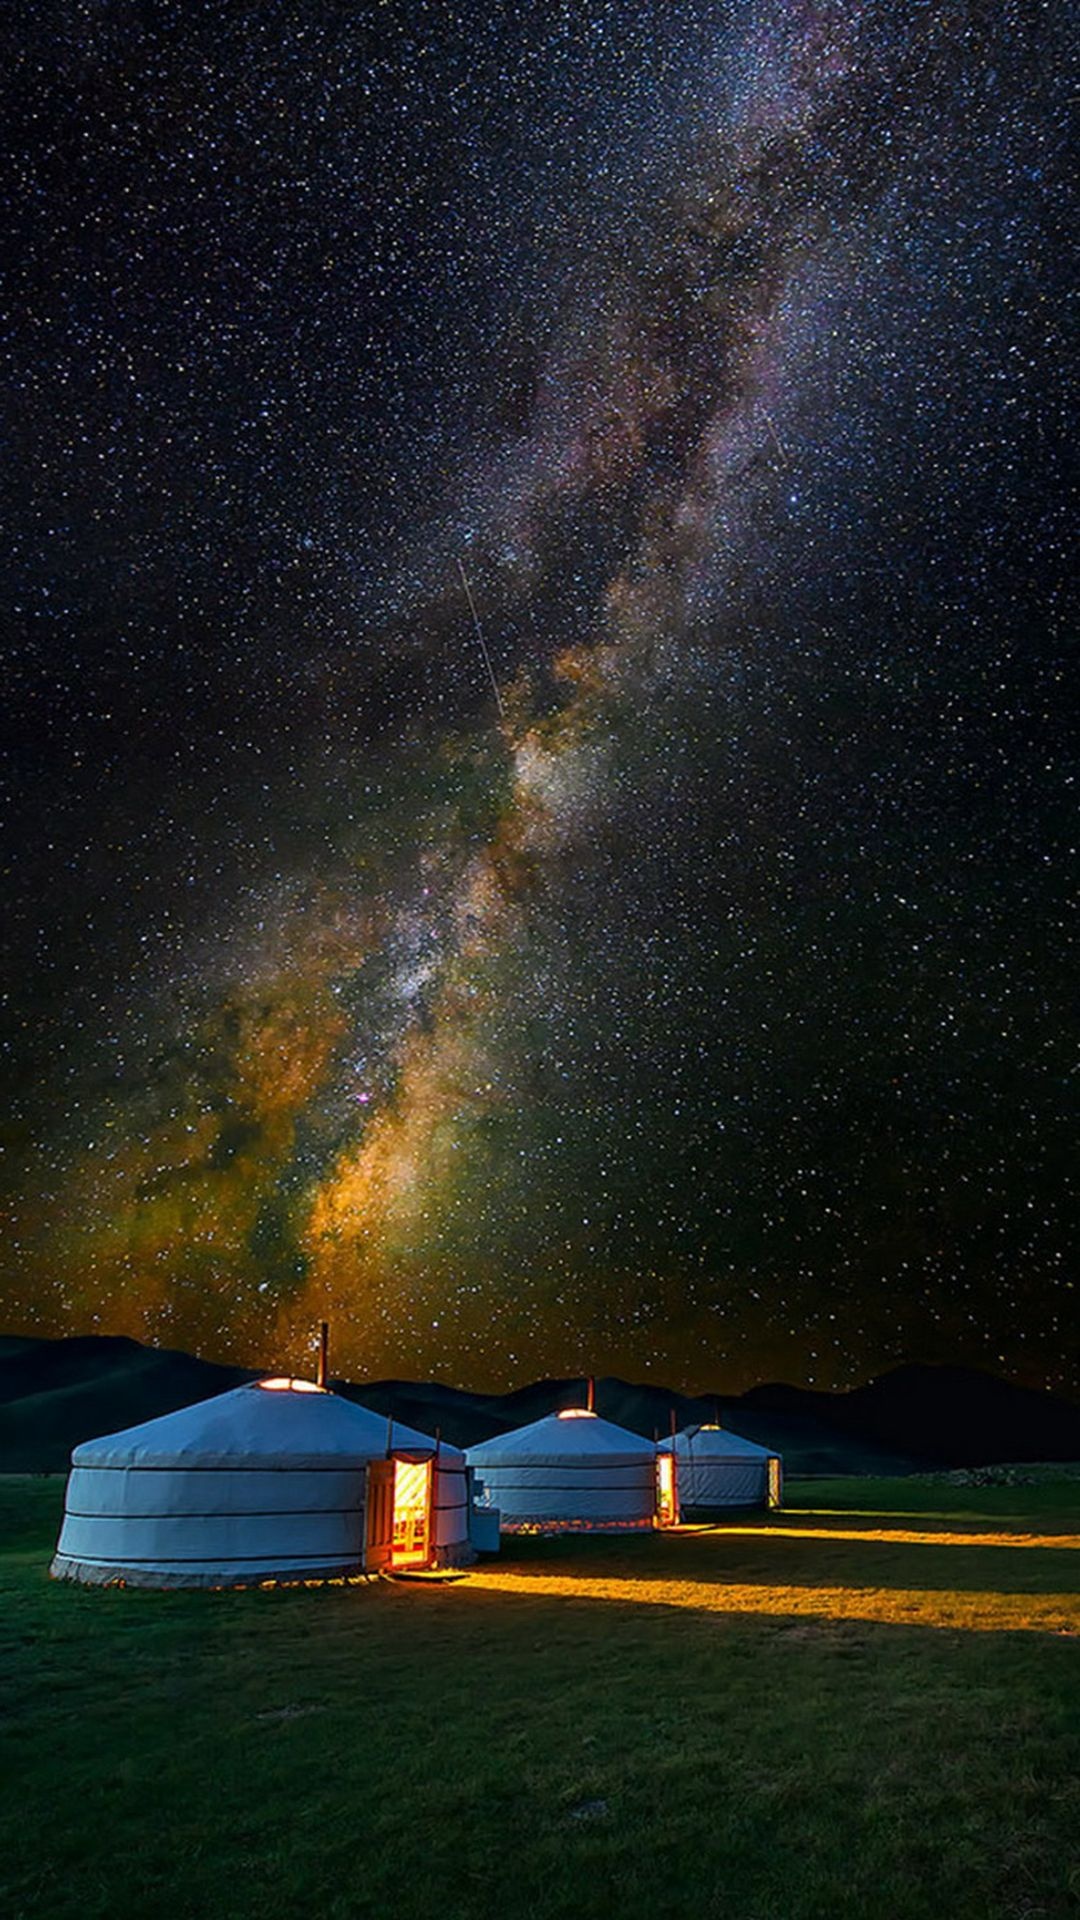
[2, 0, 1075, 1393]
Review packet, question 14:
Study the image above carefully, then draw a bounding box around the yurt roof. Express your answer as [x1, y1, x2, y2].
[71, 1380, 463, 1471]
[657, 1424, 778, 1463]
[468, 1409, 653, 1468]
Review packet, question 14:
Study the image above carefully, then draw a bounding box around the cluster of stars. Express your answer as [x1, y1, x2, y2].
[0, 1, 1074, 1396]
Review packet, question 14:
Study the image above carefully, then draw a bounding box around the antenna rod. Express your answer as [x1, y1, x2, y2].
[317, 1321, 329, 1391]
[457, 559, 506, 721]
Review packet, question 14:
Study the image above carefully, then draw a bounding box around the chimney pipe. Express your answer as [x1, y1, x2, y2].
[317, 1321, 329, 1390]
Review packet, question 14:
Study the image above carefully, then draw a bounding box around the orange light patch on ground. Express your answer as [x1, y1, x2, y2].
[677, 1524, 1080, 1552]
[463, 1568, 1080, 1635]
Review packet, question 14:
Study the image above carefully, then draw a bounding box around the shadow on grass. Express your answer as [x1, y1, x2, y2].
[4, 1474, 1079, 1633]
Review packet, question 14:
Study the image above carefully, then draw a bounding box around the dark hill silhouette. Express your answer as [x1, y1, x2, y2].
[0, 1337, 1076, 1474]
[341, 1375, 928, 1473]
[0, 1335, 256, 1472]
[743, 1364, 1080, 1468]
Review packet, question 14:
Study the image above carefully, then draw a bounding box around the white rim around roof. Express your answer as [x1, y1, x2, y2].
[657, 1424, 778, 1461]
[71, 1381, 464, 1471]
[467, 1410, 654, 1467]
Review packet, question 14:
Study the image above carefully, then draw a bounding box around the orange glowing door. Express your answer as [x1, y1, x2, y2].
[656, 1452, 679, 1528]
[391, 1458, 433, 1569]
[364, 1459, 395, 1572]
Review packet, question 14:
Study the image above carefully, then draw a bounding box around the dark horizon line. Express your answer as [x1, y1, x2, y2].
[3, 1325, 1077, 1408]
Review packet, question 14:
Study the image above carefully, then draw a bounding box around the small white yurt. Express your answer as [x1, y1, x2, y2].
[467, 1408, 663, 1533]
[658, 1424, 782, 1511]
[50, 1377, 474, 1588]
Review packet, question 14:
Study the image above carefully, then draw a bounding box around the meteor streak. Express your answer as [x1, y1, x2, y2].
[457, 560, 506, 723]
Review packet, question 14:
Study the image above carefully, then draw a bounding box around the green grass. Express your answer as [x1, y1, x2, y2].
[2, 1474, 1078, 1920]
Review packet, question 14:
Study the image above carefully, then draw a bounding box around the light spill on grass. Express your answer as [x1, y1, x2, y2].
[2, 1473, 1079, 1920]
[679, 1521, 1080, 1551]
[464, 1566, 1080, 1633]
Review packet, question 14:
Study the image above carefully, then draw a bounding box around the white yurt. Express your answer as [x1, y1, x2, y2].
[50, 1377, 474, 1588]
[467, 1408, 663, 1533]
[658, 1424, 782, 1511]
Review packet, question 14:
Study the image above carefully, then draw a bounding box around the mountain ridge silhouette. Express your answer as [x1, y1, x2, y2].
[2, 1335, 1077, 1474]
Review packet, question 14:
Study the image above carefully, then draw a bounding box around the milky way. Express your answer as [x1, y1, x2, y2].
[2, 2, 1074, 1391]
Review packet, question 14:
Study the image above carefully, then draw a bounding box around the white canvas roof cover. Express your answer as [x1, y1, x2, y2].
[657, 1424, 777, 1464]
[71, 1381, 464, 1470]
[468, 1410, 653, 1469]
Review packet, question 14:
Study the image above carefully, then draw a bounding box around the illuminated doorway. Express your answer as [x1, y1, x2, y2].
[392, 1458, 433, 1569]
[364, 1459, 394, 1571]
[768, 1456, 783, 1509]
[364, 1457, 435, 1571]
[656, 1451, 679, 1528]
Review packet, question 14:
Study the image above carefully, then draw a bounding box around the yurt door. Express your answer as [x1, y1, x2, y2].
[364, 1459, 396, 1572]
[391, 1457, 433, 1569]
[656, 1452, 679, 1528]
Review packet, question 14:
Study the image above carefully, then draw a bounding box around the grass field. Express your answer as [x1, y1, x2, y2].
[2, 1474, 1078, 1920]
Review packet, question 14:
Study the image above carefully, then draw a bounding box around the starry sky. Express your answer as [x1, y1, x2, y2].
[1, 0, 1075, 1394]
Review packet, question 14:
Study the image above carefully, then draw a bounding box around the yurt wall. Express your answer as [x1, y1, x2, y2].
[467, 1409, 659, 1534]
[51, 1379, 476, 1587]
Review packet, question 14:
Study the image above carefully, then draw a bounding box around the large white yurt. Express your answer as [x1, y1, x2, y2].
[658, 1424, 782, 1511]
[467, 1408, 665, 1533]
[50, 1377, 474, 1588]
